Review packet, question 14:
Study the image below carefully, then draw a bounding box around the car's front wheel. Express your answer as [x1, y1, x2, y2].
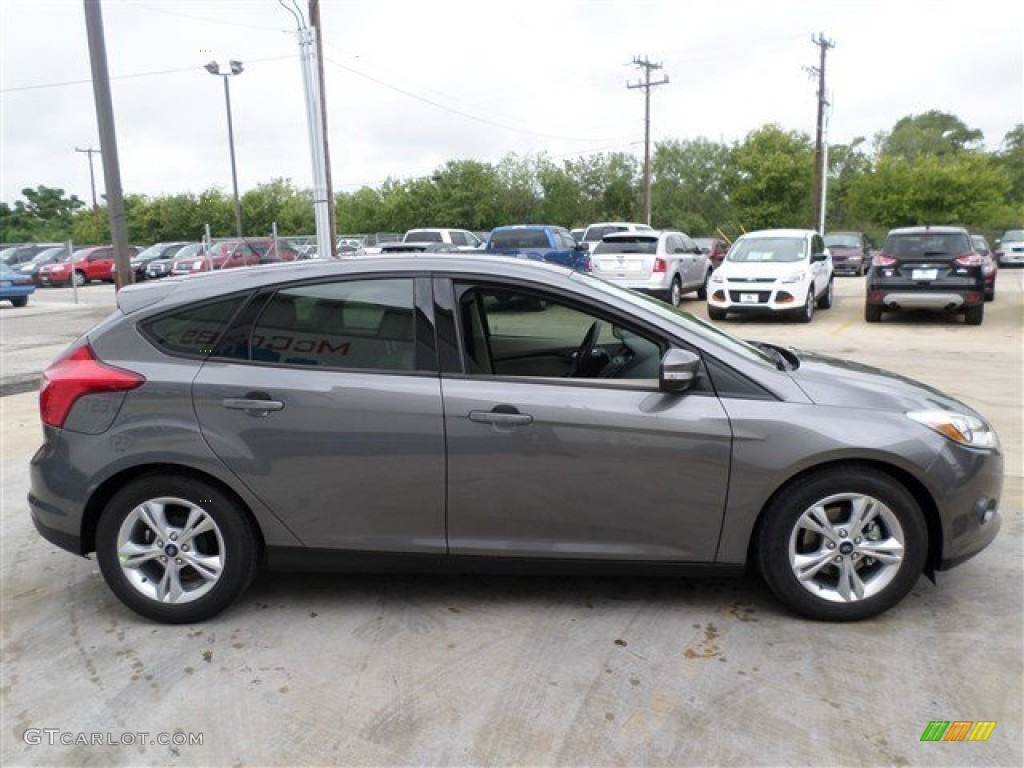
[72, 270, 87, 287]
[796, 289, 814, 323]
[757, 466, 927, 621]
[707, 305, 727, 321]
[817, 278, 834, 309]
[96, 475, 259, 623]
[10, 296, 28, 308]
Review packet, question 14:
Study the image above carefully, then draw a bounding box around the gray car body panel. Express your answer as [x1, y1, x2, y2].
[28, 255, 1003, 574]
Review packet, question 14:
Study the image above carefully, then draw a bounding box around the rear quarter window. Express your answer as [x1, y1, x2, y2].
[141, 296, 247, 357]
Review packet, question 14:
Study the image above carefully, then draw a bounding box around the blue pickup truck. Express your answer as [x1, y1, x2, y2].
[484, 225, 591, 272]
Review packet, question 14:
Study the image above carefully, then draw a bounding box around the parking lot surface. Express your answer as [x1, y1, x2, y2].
[2, 274, 1021, 766]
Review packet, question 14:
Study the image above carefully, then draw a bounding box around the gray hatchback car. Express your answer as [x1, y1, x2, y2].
[29, 256, 1003, 623]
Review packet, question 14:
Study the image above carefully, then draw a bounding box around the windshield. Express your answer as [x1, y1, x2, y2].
[31, 246, 66, 263]
[584, 225, 628, 242]
[824, 234, 861, 248]
[883, 232, 970, 258]
[171, 243, 203, 260]
[727, 237, 806, 263]
[405, 231, 442, 243]
[574, 272, 778, 368]
[1002, 230, 1024, 243]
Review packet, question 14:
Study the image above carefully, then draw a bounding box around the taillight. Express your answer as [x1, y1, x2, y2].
[872, 253, 897, 267]
[653, 258, 667, 273]
[40, 344, 145, 428]
[953, 252, 985, 267]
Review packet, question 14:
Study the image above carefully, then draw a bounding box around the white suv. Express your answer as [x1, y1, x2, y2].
[590, 230, 710, 307]
[580, 221, 653, 252]
[706, 229, 834, 322]
[403, 228, 482, 251]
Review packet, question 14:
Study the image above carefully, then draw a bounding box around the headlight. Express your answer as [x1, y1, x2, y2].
[191, 261, 203, 271]
[907, 410, 999, 450]
[781, 270, 807, 284]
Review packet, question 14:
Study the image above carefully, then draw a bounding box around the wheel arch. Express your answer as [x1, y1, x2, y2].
[744, 458, 941, 578]
[80, 463, 267, 557]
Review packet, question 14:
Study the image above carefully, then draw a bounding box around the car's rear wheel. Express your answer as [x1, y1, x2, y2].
[817, 279, 834, 309]
[10, 296, 28, 308]
[984, 286, 994, 302]
[96, 475, 259, 623]
[964, 303, 984, 325]
[757, 467, 927, 621]
[668, 276, 682, 307]
[864, 304, 883, 323]
[707, 305, 727, 321]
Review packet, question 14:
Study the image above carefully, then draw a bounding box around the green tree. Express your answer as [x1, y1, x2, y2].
[726, 125, 815, 229]
[995, 124, 1024, 217]
[2, 186, 84, 241]
[431, 160, 505, 229]
[877, 111, 984, 160]
[651, 138, 733, 235]
[846, 153, 1014, 229]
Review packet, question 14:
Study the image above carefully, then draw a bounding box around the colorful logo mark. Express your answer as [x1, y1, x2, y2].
[920, 721, 997, 742]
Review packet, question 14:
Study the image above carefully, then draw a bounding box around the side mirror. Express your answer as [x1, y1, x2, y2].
[574, 242, 587, 251]
[659, 348, 701, 392]
[811, 251, 828, 262]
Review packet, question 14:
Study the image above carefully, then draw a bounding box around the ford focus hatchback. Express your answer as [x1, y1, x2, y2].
[29, 257, 1002, 623]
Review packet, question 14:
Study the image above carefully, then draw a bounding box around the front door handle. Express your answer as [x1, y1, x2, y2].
[468, 405, 533, 427]
[223, 393, 285, 416]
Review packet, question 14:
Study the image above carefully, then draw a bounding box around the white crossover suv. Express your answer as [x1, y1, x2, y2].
[706, 229, 834, 322]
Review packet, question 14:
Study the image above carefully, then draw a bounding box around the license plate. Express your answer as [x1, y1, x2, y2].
[740, 293, 759, 304]
[912, 268, 938, 280]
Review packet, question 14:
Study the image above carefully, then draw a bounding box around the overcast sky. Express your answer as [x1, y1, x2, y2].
[1, 0, 1022, 207]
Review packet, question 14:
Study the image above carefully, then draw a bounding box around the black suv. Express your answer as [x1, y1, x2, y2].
[865, 226, 986, 325]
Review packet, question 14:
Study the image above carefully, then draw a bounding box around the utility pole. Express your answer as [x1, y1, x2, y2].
[83, 0, 131, 289]
[808, 33, 835, 233]
[75, 147, 101, 212]
[627, 56, 668, 227]
[309, 0, 337, 258]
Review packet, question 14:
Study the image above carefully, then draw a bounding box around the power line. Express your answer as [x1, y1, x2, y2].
[0, 55, 296, 94]
[322, 56, 630, 144]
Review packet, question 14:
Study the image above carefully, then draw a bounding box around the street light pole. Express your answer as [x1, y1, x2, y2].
[205, 60, 244, 238]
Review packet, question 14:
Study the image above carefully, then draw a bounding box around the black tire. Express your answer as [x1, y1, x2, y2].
[96, 475, 259, 623]
[984, 287, 994, 302]
[756, 466, 928, 621]
[668, 276, 683, 307]
[697, 270, 711, 300]
[707, 305, 727, 321]
[964, 303, 984, 325]
[795, 289, 814, 323]
[73, 270, 87, 287]
[817, 279, 834, 310]
[864, 303, 883, 323]
[10, 296, 28, 308]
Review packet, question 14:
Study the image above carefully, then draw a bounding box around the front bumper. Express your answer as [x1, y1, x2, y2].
[934, 443, 1003, 570]
[707, 281, 809, 313]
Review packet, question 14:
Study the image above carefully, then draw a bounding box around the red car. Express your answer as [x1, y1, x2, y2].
[38, 245, 138, 287]
[694, 236, 730, 270]
[171, 240, 261, 276]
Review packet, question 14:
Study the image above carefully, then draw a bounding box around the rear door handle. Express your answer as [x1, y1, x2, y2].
[223, 393, 285, 415]
[468, 406, 533, 427]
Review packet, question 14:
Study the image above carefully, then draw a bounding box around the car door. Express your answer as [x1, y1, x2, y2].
[810, 233, 831, 296]
[192, 276, 447, 553]
[437, 279, 732, 562]
[87, 247, 113, 280]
